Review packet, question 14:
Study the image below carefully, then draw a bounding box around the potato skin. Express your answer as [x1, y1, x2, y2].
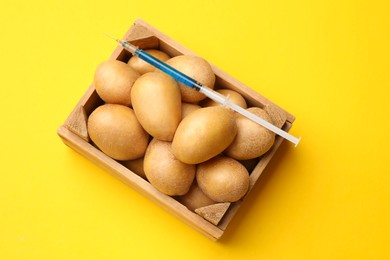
[176, 180, 216, 211]
[87, 104, 149, 161]
[128, 49, 170, 74]
[144, 139, 195, 196]
[172, 106, 237, 164]
[196, 156, 249, 202]
[131, 72, 181, 141]
[181, 103, 201, 120]
[94, 60, 140, 106]
[165, 55, 215, 102]
[225, 107, 275, 160]
[122, 157, 146, 179]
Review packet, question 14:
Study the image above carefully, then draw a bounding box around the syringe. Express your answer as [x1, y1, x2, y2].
[108, 36, 301, 146]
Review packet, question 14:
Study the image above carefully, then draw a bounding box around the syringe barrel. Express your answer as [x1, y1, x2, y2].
[135, 49, 201, 91]
[198, 85, 228, 105]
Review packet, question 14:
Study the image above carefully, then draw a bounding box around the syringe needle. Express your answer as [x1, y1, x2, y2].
[102, 32, 118, 41]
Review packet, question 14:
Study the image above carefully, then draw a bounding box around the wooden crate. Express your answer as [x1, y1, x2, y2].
[57, 18, 295, 240]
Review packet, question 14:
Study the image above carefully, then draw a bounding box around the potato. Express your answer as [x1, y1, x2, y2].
[200, 89, 247, 108]
[94, 60, 140, 106]
[87, 104, 149, 160]
[181, 103, 201, 120]
[172, 106, 237, 164]
[176, 180, 216, 211]
[122, 157, 146, 179]
[128, 49, 170, 74]
[131, 72, 181, 141]
[144, 139, 195, 196]
[225, 107, 275, 160]
[165, 55, 215, 102]
[196, 155, 249, 202]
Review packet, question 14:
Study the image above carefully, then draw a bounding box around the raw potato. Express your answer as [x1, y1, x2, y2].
[225, 107, 275, 160]
[172, 106, 237, 164]
[197, 156, 249, 202]
[176, 180, 216, 211]
[181, 103, 201, 120]
[200, 89, 247, 108]
[165, 55, 215, 102]
[94, 60, 140, 106]
[87, 104, 149, 161]
[131, 72, 181, 141]
[122, 157, 146, 179]
[144, 139, 195, 196]
[128, 49, 170, 74]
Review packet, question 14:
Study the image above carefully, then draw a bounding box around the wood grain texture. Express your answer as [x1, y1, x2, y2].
[264, 104, 288, 128]
[195, 203, 231, 225]
[64, 105, 89, 142]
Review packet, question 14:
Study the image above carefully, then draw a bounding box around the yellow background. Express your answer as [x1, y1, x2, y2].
[1, 0, 389, 259]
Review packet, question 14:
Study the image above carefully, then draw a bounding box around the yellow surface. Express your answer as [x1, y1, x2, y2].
[1, 0, 389, 259]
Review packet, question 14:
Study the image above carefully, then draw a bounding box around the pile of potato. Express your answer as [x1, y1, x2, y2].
[87, 49, 275, 211]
